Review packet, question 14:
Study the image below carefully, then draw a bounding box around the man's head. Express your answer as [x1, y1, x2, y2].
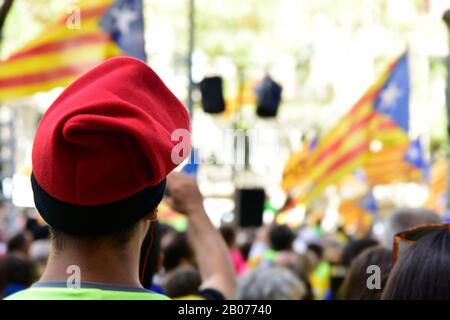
[161, 231, 194, 272]
[7, 232, 32, 256]
[164, 266, 201, 298]
[269, 225, 295, 251]
[340, 237, 378, 267]
[31, 57, 190, 242]
[339, 246, 392, 300]
[0, 254, 34, 298]
[237, 267, 307, 300]
[382, 208, 441, 248]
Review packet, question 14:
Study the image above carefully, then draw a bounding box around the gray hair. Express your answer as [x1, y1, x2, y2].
[382, 208, 442, 248]
[237, 267, 306, 300]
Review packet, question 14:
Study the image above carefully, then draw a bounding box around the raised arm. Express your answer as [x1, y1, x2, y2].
[165, 172, 236, 299]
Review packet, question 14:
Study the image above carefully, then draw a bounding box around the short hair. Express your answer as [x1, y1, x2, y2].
[338, 246, 392, 300]
[0, 254, 34, 294]
[7, 233, 31, 253]
[237, 267, 306, 300]
[382, 208, 441, 248]
[307, 243, 324, 260]
[269, 225, 295, 251]
[164, 266, 201, 298]
[25, 218, 49, 240]
[382, 228, 450, 300]
[340, 238, 379, 267]
[162, 232, 193, 272]
[50, 221, 140, 251]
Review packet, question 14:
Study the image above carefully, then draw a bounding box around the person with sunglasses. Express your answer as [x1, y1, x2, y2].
[382, 224, 450, 300]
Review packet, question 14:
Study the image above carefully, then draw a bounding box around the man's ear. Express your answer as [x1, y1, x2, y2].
[147, 209, 158, 222]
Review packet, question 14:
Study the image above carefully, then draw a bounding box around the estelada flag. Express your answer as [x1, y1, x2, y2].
[281, 139, 316, 193]
[294, 53, 410, 206]
[338, 195, 374, 234]
[0, 0, 146, 101]
[363, 54, 423, 185]
[364, 137, 429, 185]
[424, 158, 449, 213]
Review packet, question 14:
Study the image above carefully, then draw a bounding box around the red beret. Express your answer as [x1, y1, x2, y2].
[31, 57, 191, 235]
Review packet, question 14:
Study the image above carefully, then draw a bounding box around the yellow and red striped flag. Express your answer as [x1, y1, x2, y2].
[293, 92, 376, 206]
[294, 53, 410, 206]
[365, 136, 428, 185]
[0, 0, 146, 101]
[281, 139, 316, 193]
[338, 196, 374, 235]
[424, 158, 449, 213]
[364, 144, 410, 185]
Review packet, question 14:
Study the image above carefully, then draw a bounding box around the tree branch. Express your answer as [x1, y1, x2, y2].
[0, 0, 14, 38]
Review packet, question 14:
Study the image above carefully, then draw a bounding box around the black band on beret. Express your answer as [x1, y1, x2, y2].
[31, 173, 166, 235]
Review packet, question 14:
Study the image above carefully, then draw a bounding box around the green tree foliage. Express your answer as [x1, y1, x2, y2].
[195, 0, 278, 65]
[0, 0, 66, 59]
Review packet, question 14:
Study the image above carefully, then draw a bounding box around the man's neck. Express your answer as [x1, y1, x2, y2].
[40, 245, 142, 288]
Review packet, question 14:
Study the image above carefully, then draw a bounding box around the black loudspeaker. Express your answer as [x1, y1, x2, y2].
[255, 75, 282, 118]
[235, 188, 266, 227]
[199, 76, 225, 114]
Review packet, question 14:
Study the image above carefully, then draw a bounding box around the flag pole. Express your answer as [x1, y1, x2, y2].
[187, 0, 195, 118]
[442, 10, 450, 213]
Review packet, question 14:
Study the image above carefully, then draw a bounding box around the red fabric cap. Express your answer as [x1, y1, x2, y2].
[32, 57, 191, 206]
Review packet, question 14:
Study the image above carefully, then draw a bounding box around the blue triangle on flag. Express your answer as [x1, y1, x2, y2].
[374, 53, 410, 132]
[100, 0, 147, 61]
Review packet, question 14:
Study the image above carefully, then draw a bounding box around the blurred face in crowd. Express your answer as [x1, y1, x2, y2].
[160, 231, 194, 272]
[7, 232, 33, 258]
[237, 267, 307, 300]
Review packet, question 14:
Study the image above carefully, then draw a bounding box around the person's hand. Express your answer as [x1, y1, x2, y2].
[165, 172, 204, 216]
[166, 172, 236, 299]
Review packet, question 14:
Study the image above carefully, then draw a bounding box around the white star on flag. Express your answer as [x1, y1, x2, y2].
[406, 147, 419, 161]
[111, 6, 137, 34]
[379, 83, 402, 110]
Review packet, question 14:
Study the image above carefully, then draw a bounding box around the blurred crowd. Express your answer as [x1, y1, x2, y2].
[1, 194, 448, 300]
